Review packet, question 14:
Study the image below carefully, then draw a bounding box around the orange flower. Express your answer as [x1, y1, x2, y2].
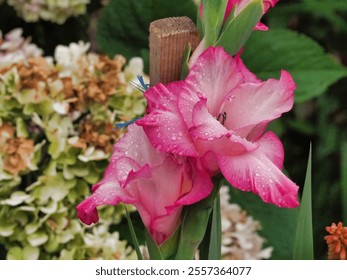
[325, 222, 347, 260]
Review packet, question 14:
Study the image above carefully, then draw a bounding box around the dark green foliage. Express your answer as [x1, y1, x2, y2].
[0, 2, 91, 56]
[241, 29, 347, 102]
[96, 0, 197, 72]
[262, 0, 347, 259]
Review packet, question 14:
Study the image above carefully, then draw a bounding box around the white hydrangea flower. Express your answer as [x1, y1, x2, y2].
[54, 41, 91, 77]
[220, 186, 273, 260]
[0, 28, 43, 67]
[84, 223, 136, 260]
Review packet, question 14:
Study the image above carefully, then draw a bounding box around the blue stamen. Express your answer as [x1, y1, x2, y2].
[137, 75, 149, 91]
[115, 117, 142, 129]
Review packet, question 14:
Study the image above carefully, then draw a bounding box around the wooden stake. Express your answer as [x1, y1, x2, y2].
[149, 17, 199, 85]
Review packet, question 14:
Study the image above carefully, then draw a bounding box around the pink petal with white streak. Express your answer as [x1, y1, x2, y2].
[114, 123, 164, 166]
[217, 131, 299, 207]
[76, 181, 136, 225]
[189, 97, 259, 155]
[222, 71, 295, 140]
[137, 83, 198, 156]
[185, 47, 244, 116]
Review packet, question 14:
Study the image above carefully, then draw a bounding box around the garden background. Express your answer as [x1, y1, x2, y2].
[0, 0, 346, 260]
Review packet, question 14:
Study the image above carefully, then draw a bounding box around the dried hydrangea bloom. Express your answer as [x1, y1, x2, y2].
[54, 42, 126, 111]
[68, 120, 122, 162]
[6, 0, 90, 24]
[220, 186, 272, 259]
[0, 40, 147, 259]
[16, 57, 57, 90]
[325, 222, 347, 260]
[0, 28, 43, 67]
[0, 123, 34, 175]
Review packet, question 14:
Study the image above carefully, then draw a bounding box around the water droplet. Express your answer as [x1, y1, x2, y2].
[227, 95, 236, 102]
[255, 173, 260, 177]
[178, 132, 183, 137]
[171, 135, 177, 141]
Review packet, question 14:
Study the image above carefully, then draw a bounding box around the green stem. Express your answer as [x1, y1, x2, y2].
[174, 175, 224, 260]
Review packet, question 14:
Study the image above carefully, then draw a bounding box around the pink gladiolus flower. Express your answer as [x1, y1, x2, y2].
[137, 46, 299, 208]
[76, 124, 213, 245]
[224, 0, 279, 30]
[200, 0, 278, 30]
[193, 0, 278, 67]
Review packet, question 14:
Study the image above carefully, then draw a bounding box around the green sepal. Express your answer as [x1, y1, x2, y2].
[158, 227, 180, 259]
[202, 0, 228, 46]
[216, 0, 263, 55]
[196, 5, 204, 39]
[145, 230, 163, 260]
[175, 180, 221, 260]
[208, 188, 222, 260]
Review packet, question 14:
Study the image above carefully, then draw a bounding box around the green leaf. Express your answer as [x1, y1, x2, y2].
[216, 0, 263, 55]
[145, 230, 163, 260]
[341, 140, 347, 222]
[202, 0, 228, 46]
[208, 191, 222, 260]
[241, 29, 347, 102]
[124, 205, 143, 260]
[228, 186, 299, 259]
[268, 0, 347, 33]
[97, 0, 197, 72]
[175, 185, 220, 260]
[293, 144, 314, 260]
[180, 44, 193, 80]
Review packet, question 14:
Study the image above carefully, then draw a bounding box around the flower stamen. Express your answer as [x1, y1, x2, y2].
[217, 112, 227, 125]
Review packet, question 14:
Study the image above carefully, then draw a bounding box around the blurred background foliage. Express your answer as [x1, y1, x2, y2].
[1, 0, 346, 259]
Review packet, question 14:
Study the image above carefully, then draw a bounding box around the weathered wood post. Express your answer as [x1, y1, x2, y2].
[149, 17, 199, 85]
